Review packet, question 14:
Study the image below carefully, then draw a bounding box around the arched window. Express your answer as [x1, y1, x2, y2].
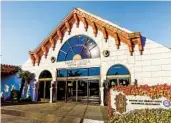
[107, 64, 130, 87]
[38, 70, 52, 100]
[39, 70, 52, 79]
[57, 35, 100, 62]
[107, 64, 130, 76]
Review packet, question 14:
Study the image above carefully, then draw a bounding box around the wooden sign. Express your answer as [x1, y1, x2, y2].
[115, 93, 126, 113]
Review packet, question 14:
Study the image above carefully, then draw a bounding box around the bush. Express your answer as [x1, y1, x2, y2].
[20, 96, 32, 102]
[109, 109, 171, 123]
[10, 90, 20, 102]
[112, 84, 171, 101]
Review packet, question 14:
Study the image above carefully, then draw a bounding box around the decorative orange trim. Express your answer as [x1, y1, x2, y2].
[65, 20, 71, 35]
[29, 8, 144, 66]
[73, 13, 79, 28]
[127, 39, 133, 56]
[57, 30, 63, 43]
[113, 33, 120, 49]
[138, 38, 143, 55]
[82, 17, 88, 31]
[129, 32, 143, 55]
[34, 53, 40, 66]
[92, 22, 97, 37]
[41, 45, 48, 58]
[102, 26, 108, 42]
[29, 51, 35, 66]
[49, 38, 55, 50]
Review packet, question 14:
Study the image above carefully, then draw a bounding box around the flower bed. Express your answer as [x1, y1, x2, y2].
[107, 84, 171, 120]
[107, 89, 112, 117]
[112, 84, 171, 101]
[108, 109, 171, 123]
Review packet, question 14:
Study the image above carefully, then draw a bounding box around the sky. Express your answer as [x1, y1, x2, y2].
[1, 1, 171, 65]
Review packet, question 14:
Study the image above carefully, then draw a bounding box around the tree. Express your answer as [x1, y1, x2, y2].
[68, 70, 82, 77]
[17, 70, 35, 99]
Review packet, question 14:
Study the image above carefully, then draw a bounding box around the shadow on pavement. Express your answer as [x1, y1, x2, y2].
[1, 101, 47, 106]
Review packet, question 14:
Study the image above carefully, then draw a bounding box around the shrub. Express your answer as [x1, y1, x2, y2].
[19, 96, 32, 102]
[10, 90, 20, 102]
[108, 109, 171, 123]
[112, 84, 171, 101]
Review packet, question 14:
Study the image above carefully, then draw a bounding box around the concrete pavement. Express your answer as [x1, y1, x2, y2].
[1, 102, 108, 123]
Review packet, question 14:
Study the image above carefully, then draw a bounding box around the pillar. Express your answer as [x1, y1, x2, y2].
[100, 86, 104, 106]
[49, 81, 54, 103]
[26, 84, 30, 98]
[33, 81, 38, 101]
[53, 81, 57, 102]
[76, 80, 78, 102]
[50, 81, 57, 103]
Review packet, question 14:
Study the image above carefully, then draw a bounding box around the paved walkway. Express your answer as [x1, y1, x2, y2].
[1, 102, 108, 123]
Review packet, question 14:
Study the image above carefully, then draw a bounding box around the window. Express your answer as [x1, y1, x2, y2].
[107, 64, 130, 76]
[57, 67, 100, 77]
[107, 64, 130, 87]
[57, 35, 100, 62]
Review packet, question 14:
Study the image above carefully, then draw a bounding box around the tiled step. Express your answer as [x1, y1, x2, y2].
[40, 98, 50, 102]
[68, 96, 100, 104]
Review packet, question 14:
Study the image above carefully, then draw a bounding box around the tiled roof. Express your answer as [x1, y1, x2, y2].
[1, 64, 20, 76]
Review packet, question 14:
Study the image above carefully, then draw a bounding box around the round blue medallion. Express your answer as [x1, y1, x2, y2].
[163, 100, 171, 107]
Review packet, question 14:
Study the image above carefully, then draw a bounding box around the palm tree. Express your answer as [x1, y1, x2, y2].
[17, 70, 35, 99]
[68, 70, 82, 77]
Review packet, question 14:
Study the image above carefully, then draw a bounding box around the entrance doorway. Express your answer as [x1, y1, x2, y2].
[38, 70, 52, 102]
[56, 67, 100, 104]
[104, 64, 131, 105]
[38, 81, 51, 99]
[57, 79, 100, 104]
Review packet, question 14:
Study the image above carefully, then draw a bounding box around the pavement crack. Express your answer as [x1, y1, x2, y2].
[58, 102, 77, 123]
[79, 104, 88, 123]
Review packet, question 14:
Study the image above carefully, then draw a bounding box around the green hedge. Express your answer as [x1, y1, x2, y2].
[109, 109, 171, 123]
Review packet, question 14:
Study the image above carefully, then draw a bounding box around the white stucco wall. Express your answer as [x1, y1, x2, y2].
[22, 21, 171, 85]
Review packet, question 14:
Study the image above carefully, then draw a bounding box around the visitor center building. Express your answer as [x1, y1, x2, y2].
[22, 8, 171, 105]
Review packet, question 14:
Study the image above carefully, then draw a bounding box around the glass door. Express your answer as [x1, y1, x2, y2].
[57, 81, 66, 100]
[67, 81, 76, 101]
[75, 79, 100, 104]
[77, 80, 88, 103]
[89, 80, 99, 96]
[88, 80, 100, 104]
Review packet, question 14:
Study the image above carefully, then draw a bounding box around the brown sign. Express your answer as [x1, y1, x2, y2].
[115, 93, 126, 113]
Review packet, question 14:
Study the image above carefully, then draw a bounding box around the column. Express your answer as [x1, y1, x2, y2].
[49, 81, 54, 103]
[53, 81, 57, 102]
[76, 80, 78, 102]
[26, 84, 30, 98]
[100, 86, 104, 106]
[33, 81, 38, 101]
[44, 81, 46, 98]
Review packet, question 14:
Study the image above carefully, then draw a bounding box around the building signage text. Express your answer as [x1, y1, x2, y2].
[129, 99, 162, 106]
[65, 59, 91, 68]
